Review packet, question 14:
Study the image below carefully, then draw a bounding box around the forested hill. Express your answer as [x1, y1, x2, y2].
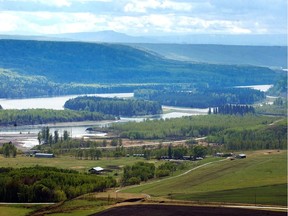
[134, 44, 287, 68]
[0, 39, 279, 87]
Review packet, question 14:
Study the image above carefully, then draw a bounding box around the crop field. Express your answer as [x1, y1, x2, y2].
[123, 150, 287, 206]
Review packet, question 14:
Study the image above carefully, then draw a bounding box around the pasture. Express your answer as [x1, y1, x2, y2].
[0, 150, 286, 215]
[123, 150, 287, 206]
[0, 154, 149, 173]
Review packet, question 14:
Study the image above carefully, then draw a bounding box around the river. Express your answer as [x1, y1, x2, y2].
[0, 84, 271, 149]
[0, 93, 208, 148]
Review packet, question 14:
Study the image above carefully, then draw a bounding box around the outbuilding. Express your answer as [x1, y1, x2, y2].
[236, 154, 246, 159]
[89, 166, 104, 174]
[35, 153, 55, 158]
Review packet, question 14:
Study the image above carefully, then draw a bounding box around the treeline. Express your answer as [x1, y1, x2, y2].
[267, 76, 287, 97]
[38, 127, 70, 145]
[0, 166, 116, 202]
[64, 96, 162, 117]
[109, 115, 274, 140]
[107, 115, 287, 150]
[122, 160, 189, 186]
[134, 88, 265, 108]
[0, 109, 114, 126]
[255, 97, 287, 116]
[208, 120, 287, 150]
[34, 134, 210, 161]
[0, 69, 166, 98]
[210, 104, 255, 115]
[122, 162, 155, 185]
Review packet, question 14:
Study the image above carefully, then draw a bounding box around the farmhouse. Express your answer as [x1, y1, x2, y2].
[35, 153, 55, 158]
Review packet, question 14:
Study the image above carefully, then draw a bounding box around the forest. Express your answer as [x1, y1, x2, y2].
[105, 115, 287, 150]
[0, 109, 114, 126]
[64, 96, 162, 116]
[0, 40, 282, 99]
[0, 69, 143, 98]
[0, 166, 116, 202]
[134, 88, 265, 108]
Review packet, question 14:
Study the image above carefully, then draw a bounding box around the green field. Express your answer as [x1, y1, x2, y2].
[0, 204, 48, 216]
[123, 150, 287, 206]
[0, 206, 31, 216]
[0, 155, 149, 173]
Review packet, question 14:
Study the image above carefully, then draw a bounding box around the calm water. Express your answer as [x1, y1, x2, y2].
[0, 92, 208, 148]
[235, 84, 272, 92]
[0, 93, 134, 110]
[0, 85, 270, 148]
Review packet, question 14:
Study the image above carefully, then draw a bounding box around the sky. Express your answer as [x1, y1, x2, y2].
[0, 0, 287, 37]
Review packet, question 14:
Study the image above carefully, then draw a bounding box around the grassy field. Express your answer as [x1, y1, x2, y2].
[123, 150, 287, 206]
[0, 154, 150, 173]
[0, 150, 286, 215]
[0, 206, 31, 216]
[0, 204, 48, 216]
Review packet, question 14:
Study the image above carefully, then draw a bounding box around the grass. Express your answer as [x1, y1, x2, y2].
[22, 190, 147, 216]
[173, 184, 287, 206]
[36, 199, 109, 216]
[123, 150, 287, 206]
[0, 206, 31, 216]
[0, 205, 48, 216]
[0, 150, 286, 216]
[0, 155, 150, 173]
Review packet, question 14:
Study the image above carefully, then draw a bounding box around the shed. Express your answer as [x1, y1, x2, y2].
[35, 153, 54, 158]
[89, 166, 104, 174]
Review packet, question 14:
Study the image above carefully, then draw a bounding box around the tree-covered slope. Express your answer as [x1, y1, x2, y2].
[0, 40, 279, 87]
[135, 44, 287, 68]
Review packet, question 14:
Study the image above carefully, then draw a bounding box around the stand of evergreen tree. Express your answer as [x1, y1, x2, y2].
[37, 127, 70, 145]
[134, 88, 265, 108]
[211, 104, 255, 115]
[64, 96, 162, 117]
[0, 109, 114, 126]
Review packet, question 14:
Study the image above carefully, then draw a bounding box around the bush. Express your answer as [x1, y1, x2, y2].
[155, 169, 170, 178]
[127, 177, 141, 185]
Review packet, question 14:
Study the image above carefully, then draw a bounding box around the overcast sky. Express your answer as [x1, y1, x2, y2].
[0, 0, 287, 36]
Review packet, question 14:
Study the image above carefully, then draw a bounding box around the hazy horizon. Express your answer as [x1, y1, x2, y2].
[0, 0, 287, 45]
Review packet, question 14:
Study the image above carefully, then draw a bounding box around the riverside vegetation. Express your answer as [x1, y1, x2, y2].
[0, 39, 286, 214]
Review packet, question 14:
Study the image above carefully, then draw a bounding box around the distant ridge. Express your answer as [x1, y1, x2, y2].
[0, 39, 279, 86]
[50, 30, 158, 43]
[133, 44, 287, 68]
[49, 31, 288, 46]
[1, 31, 287, 46]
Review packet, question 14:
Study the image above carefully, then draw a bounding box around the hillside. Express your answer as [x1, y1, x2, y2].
[135, 44, 287, 68]
[124, 151, 287, 206]
[0, 39, 282, 98]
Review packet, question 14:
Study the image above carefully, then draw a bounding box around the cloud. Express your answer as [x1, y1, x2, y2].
[0, 11, 107, 34]
[0, 0, 72, 7]
[0, 0, 286, 36]
[124, 0, 192, 13]
[0, 13, 20, 32]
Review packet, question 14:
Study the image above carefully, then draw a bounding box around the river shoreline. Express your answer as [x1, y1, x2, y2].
[0, 120, 117, 151]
